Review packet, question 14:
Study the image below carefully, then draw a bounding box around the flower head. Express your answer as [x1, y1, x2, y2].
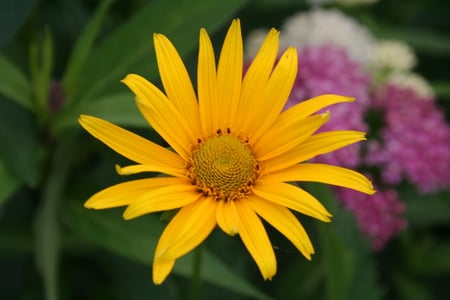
[371, 40, 417, 74]
[79, 19, 374, 284]
[336, 186, 407, 250]
[366, 83, 450, 193]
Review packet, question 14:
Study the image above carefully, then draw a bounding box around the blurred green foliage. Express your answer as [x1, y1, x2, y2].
[0, 0, 449, 299]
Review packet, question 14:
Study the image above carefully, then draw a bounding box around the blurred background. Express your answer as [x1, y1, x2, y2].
[0, 0, 449, 299]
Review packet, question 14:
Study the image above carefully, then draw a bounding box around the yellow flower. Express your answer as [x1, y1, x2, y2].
[79, 19, 375, 284]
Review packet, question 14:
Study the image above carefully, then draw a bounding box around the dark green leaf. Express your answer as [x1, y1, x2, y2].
[54, 92, 146, 132]
[402, 187, 450, 228]
[0, 96, 39, 186]
[431, 80, 450, 99]
[0, 160, 21, 207]
[393, 271, 433, 300]
[70, 0, 249, 105]
[365, 21, 450, 56]
[62, 0, 116, 99]
[0, 0, 37, 48]
[307, 184, 383, 300]
[175, 251, 274, 300]
[0, 54, 33, 109]
[62, 201, 273, 300]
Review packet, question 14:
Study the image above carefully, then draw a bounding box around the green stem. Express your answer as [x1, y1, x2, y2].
[189, 245, 203, 300]
[34, 133, 78, 300]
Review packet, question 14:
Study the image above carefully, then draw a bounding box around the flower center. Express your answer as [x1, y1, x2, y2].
[190, 134, 258, 201]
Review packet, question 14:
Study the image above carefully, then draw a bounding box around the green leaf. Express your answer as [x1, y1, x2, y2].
[365, 20, 450, 56]
[0, 54, 33, 109]
[423, 241, 450, 273]
[307, 184, 383, 300]
[317, 222, 354, 300]
[0, 0, 37, 47]
[393, 271, 433, 300]
[431, 80, 450, 99]
[175, 251, 274, 300]
[70, 0, 249, 105]
[62, 201, 273, 300]
[0, 96, 39, 186]
[402, 187, 450, 228]
[62, 0, 116, 99]
[0, 160, 21, 207]
[54, 92, 147, 132]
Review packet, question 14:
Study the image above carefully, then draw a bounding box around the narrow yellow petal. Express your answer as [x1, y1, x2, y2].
[216, 200, 239, 236]
[79, 115, 185, 172]
[252, 181, 332, 222]
[153, 259, 175, 285]
[216, 19, 243, 129]
[264, 130, 366, 173]
[153, 197, 216, 262]
[254, 112, 330, 161]
[281, 94, 355, 121]
[235, 28, 279, 133]
[267, 163, 375, 195]
[235, 199, 277, 280]
[249, 47, 298, 141]
[123, 182, 200, 220]
[198, 28, 218, 134]
[153, 33, 201, 135]
[121, 74, 194, 159]
[247, 195, 314, 259]
[115, 163, 185, 177]
[84, 177, 182, 209]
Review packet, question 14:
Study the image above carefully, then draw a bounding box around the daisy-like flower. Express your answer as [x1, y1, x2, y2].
[79, 19, 375, 284]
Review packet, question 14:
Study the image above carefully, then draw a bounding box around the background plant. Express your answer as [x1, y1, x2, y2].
[1, 0, 449, 299]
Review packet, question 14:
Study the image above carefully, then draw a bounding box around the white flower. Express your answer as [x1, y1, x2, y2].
[387, 72, 434, 99]
[372, 40, 417, 72]
[279, 9, 375, 63]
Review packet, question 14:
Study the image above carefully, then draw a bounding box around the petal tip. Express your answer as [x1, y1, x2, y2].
[152, 258, 175, 285]
[115, 164, 125, 175]
[122, 208, 134, 220]
[83, 201, 94, 209]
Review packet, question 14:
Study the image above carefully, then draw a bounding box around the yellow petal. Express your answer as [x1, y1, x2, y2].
[254, 112, 330, 161]
[84, 177, 183, 209]
[115, 164, 184, 177]
[267, 163, 375, 195]
[247, 195, 314, 259]
[123, 181, 200, 220]
[281, 94, 355, 121]
[235, 199, 277, 280]
[216, 200, 239, 236]
[252, 181, 332, 222]
[249, 47, 298, 141]
[235, 28, 279, 133]
[153, 197, 216, 262]
[153, 33, 201, 135]
[153, 259, 175, 285]
[264, 130, 366, 173]
[216, 19, 243, 129]
[121, 74, 194, 159]
[198, 28, 218, 134]
[79, 115, 184, 173]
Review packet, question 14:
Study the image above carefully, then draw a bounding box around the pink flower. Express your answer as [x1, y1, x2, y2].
[366, 84, 450, 193]
[336, 186, 407, 250]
